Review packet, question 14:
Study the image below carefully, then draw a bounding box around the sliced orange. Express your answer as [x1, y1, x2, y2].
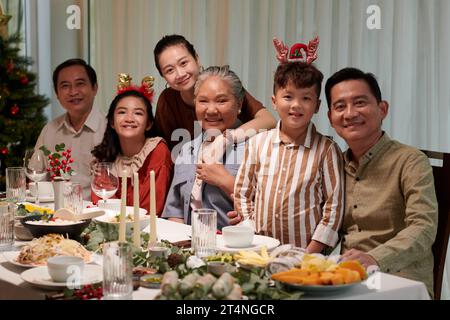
[338, 260, 367, 280]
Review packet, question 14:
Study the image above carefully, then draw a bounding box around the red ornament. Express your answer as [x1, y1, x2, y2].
[20, 76, 29, 85]
[0, 147, 8, 156]
[6, 60, 14, 73]
[10, 104, 19, 116]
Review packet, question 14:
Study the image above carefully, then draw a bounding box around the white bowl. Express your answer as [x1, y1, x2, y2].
[47, 256, 85, 283]
[93, 207, 149, 241]
[222, 226, 254, 248]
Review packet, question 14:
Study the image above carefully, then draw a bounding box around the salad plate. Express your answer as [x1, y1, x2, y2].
[216, 235, 280, 253]
[2, 251, 97, 268]
[21, 264, 102, 290]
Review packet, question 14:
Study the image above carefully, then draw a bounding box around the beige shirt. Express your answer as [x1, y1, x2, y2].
[341, 133, 438, 296]
[34, 107, 107, 200]
[234, 122, 344, 248]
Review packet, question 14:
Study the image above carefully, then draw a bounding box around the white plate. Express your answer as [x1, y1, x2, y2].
[21, 264, 103, 290]
[278, 281, 361, 293]
[2, 251, 96, 268]
[25, 195, 54, 203]
[216, 234, 280, 253]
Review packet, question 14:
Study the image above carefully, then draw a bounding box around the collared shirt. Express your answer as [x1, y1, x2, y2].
[34, 107, 107, 200]
[341, 132, 438, 296]
[162, 132, 245, 230]
[234, 121, 344, 248]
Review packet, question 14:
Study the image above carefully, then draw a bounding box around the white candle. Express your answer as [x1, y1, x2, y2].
[133, 172, 140, 247]
[149, 170, 157, 246]
[118, 170, 127, 242]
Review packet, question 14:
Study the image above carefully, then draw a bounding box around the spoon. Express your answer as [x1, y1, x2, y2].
[53, 208, 105, 221]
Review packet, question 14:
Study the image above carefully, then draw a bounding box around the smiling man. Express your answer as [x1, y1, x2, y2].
[33, 59, 107, 199]
[325, 67, 438, 296]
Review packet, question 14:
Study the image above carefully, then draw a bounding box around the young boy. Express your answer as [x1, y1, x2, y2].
[233, 62, 344, 253]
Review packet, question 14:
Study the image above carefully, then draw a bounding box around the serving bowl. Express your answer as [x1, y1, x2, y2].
[20, 215, 91, 240]
[93, 207, 149, 241]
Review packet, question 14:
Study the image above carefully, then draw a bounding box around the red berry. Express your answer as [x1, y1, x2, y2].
[67, 166, 71, 171]
[50, 161, 54, 166]
[57, 165, 61, 170]
[67, 149, 71, 153]
[69, 159, 74, 163]
[46, 168, 51, 172]
[48, 155, 53, 159]
[82, 295, 88, 300]
[62, 160, 67, 165]
[62, 151, 67, 157]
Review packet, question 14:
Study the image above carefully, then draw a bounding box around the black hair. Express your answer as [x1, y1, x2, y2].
[52, 58, 97, 93]
[91, 90, 159, 162]
[153, 34, 198, 76]
[273, 62, 324, 97]
[325, 67, 382, 109]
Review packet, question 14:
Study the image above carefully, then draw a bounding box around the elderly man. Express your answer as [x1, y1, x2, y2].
[325, 67, 438, 296]
[34, 59, 107, 199]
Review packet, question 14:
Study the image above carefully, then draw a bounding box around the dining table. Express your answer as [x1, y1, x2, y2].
[0, 214, 432, 300]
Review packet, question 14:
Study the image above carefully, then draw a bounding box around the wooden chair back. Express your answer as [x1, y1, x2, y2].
[421, 150, 450, 300]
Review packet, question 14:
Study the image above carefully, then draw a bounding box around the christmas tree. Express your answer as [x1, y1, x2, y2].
[0, 4, 49, 190]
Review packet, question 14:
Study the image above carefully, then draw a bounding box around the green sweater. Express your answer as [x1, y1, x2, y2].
[341, 133, 438, 297]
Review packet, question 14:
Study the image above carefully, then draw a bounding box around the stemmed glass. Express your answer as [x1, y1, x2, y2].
[91, 162, 119, 206]
[23, 149, 47, 205]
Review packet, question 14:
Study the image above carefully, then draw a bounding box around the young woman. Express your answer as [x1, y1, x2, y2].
[91, 88, 173, 216]
[153, 34, 276, 152]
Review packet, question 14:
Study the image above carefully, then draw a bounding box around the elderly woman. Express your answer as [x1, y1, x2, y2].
[162, 65, 245, 229]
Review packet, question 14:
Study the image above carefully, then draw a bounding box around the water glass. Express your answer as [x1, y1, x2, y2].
[102, 241, 133, 300]
[0, 202, 15, 251]
[191, 208, 217, 258]
[64, 182, 83, 215]
[6, 167, 26, 203]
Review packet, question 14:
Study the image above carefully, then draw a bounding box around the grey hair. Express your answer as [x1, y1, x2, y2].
[194, 65, 245, 104]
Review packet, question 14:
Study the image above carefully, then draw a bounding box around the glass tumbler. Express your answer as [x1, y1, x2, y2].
[6, 167, 26, 203]
[191, 208, 217, 258]
[102, 241, 133, 300]
[0, 202, 15, 251]
[64, 182, 83, 215]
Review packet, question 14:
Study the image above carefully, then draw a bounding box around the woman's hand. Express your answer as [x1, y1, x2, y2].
[196, 163, 235, 197]
[196, 163, 227, 187]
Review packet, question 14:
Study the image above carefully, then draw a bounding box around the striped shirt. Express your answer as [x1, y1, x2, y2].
[234, 122, 344, 248]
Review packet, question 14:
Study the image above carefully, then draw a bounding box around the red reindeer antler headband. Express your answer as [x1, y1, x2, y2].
[117, 73, 155, 103]
[273, 36, 320, 64]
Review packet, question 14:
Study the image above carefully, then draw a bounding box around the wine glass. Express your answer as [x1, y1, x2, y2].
[91, 162, 119, 206]
[24, 149, 47, 205]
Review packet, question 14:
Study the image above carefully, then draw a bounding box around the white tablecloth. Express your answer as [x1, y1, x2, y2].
[0, 218, 431, 300]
